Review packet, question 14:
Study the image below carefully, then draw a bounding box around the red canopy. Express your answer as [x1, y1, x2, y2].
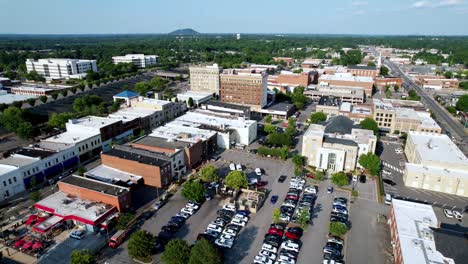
[36, 217, 47, 224]
[14, 239, 25, 248]
[25, 215, 38, 226]
[32, 241, 43, 250]
[22, 241, 34, 250]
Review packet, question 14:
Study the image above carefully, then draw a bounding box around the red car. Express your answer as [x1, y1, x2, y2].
[306, 174, 316, 179]
[285, 231, 300, 240]
[285, 195, 299, 201]
[255, 181, 268, 188]
[268, 228, 284, 237]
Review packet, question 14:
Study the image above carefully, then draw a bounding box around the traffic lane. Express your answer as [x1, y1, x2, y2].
[347, 199, 390, 264]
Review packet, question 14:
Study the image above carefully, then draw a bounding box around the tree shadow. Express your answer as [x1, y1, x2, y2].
[310, 203, 323, 225]
[224, 225, 259, 264]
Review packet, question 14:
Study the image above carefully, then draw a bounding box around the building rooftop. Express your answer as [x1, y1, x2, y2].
[27, 58, 95, 63]
[348, 65, 377, 71]
[42, 130, 100, 146]
[319, 73, 374, 83]
[177, 91, 213, 100]
[108, 107, 156, 123]
[175, 110, 256, 129]
[405, 163, 468, 181]
[391, 199, 453, 264]
[318, 96, 341, 107]
[0, 93, 36, 104]
[205, 101, 251, 111]
[113, 90, 139, 99]
[150, 122, 216, 143]
[67, 116, 121, 129]
[132, 136, 190, 150]
[0, 155, 38, 168]
[395, 107, 420, 120]
[105, 145, 171, 167]
[35, 191, 115, 222]
[373, 99, 395, 111]
[408, 131, 467, 166]
[323, 136, 358, 147]
[61, 175, 130, 196]
[266, 102, 295, 112]
[324, 116, 356, 135]
[85, 165, 143, 185]
[15, 147, 56, 159]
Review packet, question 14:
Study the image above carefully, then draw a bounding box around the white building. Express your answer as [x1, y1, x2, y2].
[112, 54, 158, 68]
[176, 91, 213, 106]
[25, 58, 97, 80]
[302, 116, 376, 172]
[189, 64, 221, 94]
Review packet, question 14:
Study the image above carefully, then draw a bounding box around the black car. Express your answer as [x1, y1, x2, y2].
[161, 225, 178, 234]
[263, 239, 280, 248]
[383, 179, 397, 186]
[167, 220, 184, 229]
[287, 227, 304, 237]
[158, 231, 174, 240]
[270, 223, 286, 230]
[359, 175, 366, 183]
[325, 242, 343, 252]
[171, 216, 186, 224]
[225, 224, 242, 232]
[330, 215, 348, 224]
[217, 209, 235, 218]
[278, 175, 287, 183]
[334, 197, 348, 204]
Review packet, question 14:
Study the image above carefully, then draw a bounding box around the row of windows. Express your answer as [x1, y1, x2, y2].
[78, 138, 101, 152]
[3, 177, 17, 187]
[376, 118, 393, 122]
[23, 151, 76, 177]
[376, 113, 393, 118]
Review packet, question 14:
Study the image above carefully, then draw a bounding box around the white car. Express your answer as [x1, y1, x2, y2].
[279, 214, 290, 222]
[186, 202, 200, 210]
[304, 186, 317, 194]
[254, 255, 273, 264]
[444, 209, 454, 218]
[181, 207, 196, 215]
[176, 212, 191, 219]
[327, 237, 344, 245]
[215, 237, 234, 248]
[291, 178, 305, 185]
[223, 204, 237, 211]
[453, 211, 463, 220]
[282, 201, 296, 208]
[281, 241, 300, 252]
[230, 218, 247, 227]
[278, 255, 296, 264]
[207, 224, 222, 233]
[352, 175, 358, 182]
[236, 164, 243, 171]
[332, 208, 348, 215]
[222, 228, 237, 236]
[255, 168, 263, 176]
[261, 243, 278, 253]
[70, 230, 85, 240]
[229, 163, 236, 171]
[333, 201, 346, 207]
[248, 178, 259, 185]
[259, 250, 276, 260]
[219, 233, 235, 241]
[233, 214, 249, 222]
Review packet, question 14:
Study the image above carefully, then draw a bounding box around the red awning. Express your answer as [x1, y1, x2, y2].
[32, 242, 43, 250]
[25, 215, 38, 226]
[14, 239, 25, 248]
[36, 217, 47, 224]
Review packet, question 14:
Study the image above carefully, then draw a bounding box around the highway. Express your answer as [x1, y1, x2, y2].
[370, 47, 467, 153]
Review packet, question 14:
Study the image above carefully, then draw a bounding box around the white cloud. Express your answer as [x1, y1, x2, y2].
[351, 1, 368, 6]
[435, 0, 464, 7]
[412, 1, 432, 8]
[411, 0, 464, 8]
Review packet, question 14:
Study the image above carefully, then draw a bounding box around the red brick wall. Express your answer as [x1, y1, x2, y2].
[276, 74, 310, 87]
[130, 143, 177, 154]
[57, 181, 131, 212]
[101, 154, 170, 188]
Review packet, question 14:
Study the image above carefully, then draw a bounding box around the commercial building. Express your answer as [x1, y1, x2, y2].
[128, 96, 186, 122]
[25, 58, 97, 80]
[203, 101, 251, 119]
[422, 79, 459, 90]
[403, 132, 468, 197]
[318, 73, 374, 96]
[373, 99, 441, 134]
[0, 90, 36, 105]
[388, 199, 465, 264]
[10, 84, 72, 97]
[273, 57, 295, 66]
[176, 91, 213, 106]
[85, 165, 143, 187]
[220, 70, 268, 108]
[302, 59, 324, 68]
[275, 72, 315, 87]
[315, 99, 373, 124]
[101, 145, 173, 188]
[108, 107, 159, 134]
[254, 102, 296, 120]
[35, 176, 130, 232]
[302, 116, 377, 172]
[347, 65, 379, 78]
[173, 109, 257, 148]
[189, 64, 221, 94]
[375, 77, 403, 91]
[112, 54, 157, 68]
[305, 85, 365, 104]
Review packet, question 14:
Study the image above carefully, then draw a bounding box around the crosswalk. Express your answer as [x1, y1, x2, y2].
[382, 161, 404, 174]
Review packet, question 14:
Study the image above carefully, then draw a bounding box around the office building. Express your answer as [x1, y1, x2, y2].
[203, 101, 251, 119]
[189, 64, 221, 94]
[315, 99, 373, 124]
[347, 65, 379, 78]
[318, 73, 374, 96]
[388, 199, 465, 264]
[302, 116, 377, 172]
[220, 70, 268, 108]
[403, 132, 468, 197]
[422, 78, 459, 90]
[375, 77, 403, 91]
[25, 58, 97, 80]
[112, 54, 157, 68]
[305, 85, 365, 104]
[128, 96, 186, 122]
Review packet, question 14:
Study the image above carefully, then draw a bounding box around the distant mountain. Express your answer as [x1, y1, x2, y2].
[169, 28, 200, 35]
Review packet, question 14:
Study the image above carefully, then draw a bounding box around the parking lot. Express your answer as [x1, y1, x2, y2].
[378, 140, 468, 210]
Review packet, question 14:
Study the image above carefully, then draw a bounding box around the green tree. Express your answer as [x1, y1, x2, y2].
[359, 153, 381, 176]
[182, 180, 206, 203]
[360, 118, 379, 135]
[25, 70, 45, 82]
[272, 208, 281, 223]
[292, 154, 305, 166]
[199, 165, 219, 182]
[225, 171, 248, 189]
[379, 66, 389, 76]
[264, 114, 273, 123]
[39, 95, 48, 103]
[30, 190, 41, 202]
[27, 98, 36, 106]
[456, 94, 468, 112]
[290, 86, 308, 110]
[444, 71, 453, 79]
[161, 239, 191, 264]
[393, 85, 399, 92]
[407, 89, 420, 101]
[331, 172, 348, 187]
[77, 167, 86, 176]
[0, 106, 24, 132]
[315, 171, 324, 181]
[48, 112, 75, 129]
[267, 132, 292, 147]
[116, 213, 134, 230]
[329, 222, 348, 237]
[309, 112, 327, 124]
[188, 97, 194, 107]
[286, 117, 296, 135]
[297, 208, 310, 229]
[70, 249, 95, 264]
[189, 238, 222, 264]
[16, 122, 33, 139]
[134, 81, 151, 96]
[264, 123, 276, 134]
[127, 231, 155, 261]
[367, 61, 376, 66]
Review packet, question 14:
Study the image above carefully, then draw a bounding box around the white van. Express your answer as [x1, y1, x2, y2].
[385, 193, 392, 205]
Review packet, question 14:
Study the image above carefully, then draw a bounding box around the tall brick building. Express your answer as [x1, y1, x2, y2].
[220, 71, 268, 108]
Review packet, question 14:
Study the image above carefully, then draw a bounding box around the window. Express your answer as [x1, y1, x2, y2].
[13, 177, 16, 183]
[8, 179, 11, 184]
[3, 181, 6, 187]
[327, 153, 337, 171]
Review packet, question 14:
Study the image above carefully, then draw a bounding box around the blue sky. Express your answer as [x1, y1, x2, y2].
[1, 0, 467, 35]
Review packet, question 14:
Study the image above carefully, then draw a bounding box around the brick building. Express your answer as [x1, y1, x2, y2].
[272, 57, 295, 66]
[375, 77, 403, 91]
[347, 65, 379, 78]
[318, 73, 374, 96]
[220, 70, 268, 108]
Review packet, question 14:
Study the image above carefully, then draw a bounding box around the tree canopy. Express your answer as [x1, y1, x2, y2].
[456, 94, 468, 112]
[359, 153, 381, 176]
[310, 112, 327, 124]
[189, 238, 222, 264]
[182, 180, 206, 203]
[329, 222, 348, 237]
[225, 171, 248, 189]
[161, 239, 191, 264]
[360, 118, 379, 135]
[70, 250, 95, 264]
[127, 230, 155, 260]
[48, 112, 75, 129]
[331, 172, 348, 187]
[199, 165, 219, 182]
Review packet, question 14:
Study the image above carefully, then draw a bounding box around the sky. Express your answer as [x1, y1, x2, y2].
[0, 0, 467, 35]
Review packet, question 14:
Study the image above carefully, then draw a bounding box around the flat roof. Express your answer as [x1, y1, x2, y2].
[177, 91, 213, 100]
[348, 65, 377, 70]
[105, 145, 171, 167]
[408, 132, 467, 166]
[391, 199, 449, 264]
[266, 102, 294, 112]
[395, 107, 420, 120]
[405, 163, 468, 180]
[0, 164, 18, 175]
[432, 224, 468, 264]
[133, 97, 172, 106]
[0, 155, 38, 168]
[319, 74, 374, 83]
[108, 107, 156, 122]
[68, 116, 121, 129]
[0, 93, 36, 104]
[61, 175, 129, 196]
[205, 101, 250, 111]
[15, 148, 56, 159]
[85, 165, 142, 184]
[323, 136, 358, 147]
[175, 110, 256, 129]
[42, 130, 100, 145]
[150, 122, 216, 143]
[132, 136, 190, 150]
[35, 191, 115, 222]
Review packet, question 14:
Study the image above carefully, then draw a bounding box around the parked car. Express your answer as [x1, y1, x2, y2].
[271, 195, 279, 204]
[383, 179, 396, 186]
[223, 204, 237, 212]
[281, 241, 300, 252]
[255, 168, 263, 176]
[444, 209, 454, 218]
[70, 230, 85, 240]
[359, 175, 366, 183]
[261, 243, 278, 254]
[254, 255, 274, 264]
[229, 163, 236, 171]
[278, 175, 287, 183]
[255, 181, 268, 188]
[236, 164, 243, 171]
[453, 211, 463, 220]
[327, 187, 333, 193]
